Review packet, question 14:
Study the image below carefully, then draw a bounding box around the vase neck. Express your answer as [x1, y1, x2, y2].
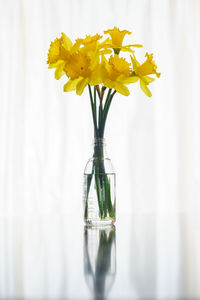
[93, 138, 108, 159]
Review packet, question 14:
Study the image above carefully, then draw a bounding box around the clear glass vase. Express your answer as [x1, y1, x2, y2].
[83, 138, 116, 226]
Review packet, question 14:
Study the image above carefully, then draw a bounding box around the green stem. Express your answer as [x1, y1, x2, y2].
[101, 174, 107, 217]
[103, 89, 112, 116]
[94, 86, 97, 122]
[101, 90, 116, 137]
[84, 171, 94, 219]
[97, 87, 107, 138]
[104, 174, 114, 217]
[85, 86, 116, 220]
[98, 101, 102, 135]
[88, 85, 98, 138]
[98, 89, 112, 137]
[95, 173, 103, 218]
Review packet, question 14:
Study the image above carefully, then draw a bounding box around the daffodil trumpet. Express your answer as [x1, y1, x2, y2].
[47, 27, 160, 223]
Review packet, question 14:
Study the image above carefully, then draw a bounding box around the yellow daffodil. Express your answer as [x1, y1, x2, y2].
[133, 53, 160, 78]
[47, 32, 73, 80]
[102, 54, 138, 96]
[62, 34, 113, 95]
[47, 28, 160, 97]
[63, 51, 102, 95]
[64, 52, 91, 79]
[104, 26, 142, 54]
[72, 34, 112, 59]
[104, 27, 131, 47]
[72, 34, 102, 52]
[131, 53, 160, 97]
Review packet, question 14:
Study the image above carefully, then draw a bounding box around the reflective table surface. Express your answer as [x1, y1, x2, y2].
[0, 212, 200, 299]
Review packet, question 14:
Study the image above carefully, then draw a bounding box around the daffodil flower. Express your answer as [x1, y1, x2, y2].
[47, 28, 160, 97]
[101, 54, 138, 96]
[104, 26, 143, 54]
[72, 34, 102, 52]
[47, 32, 73, 80]
[131, 53, 160, 97]
[63, 50, 102, 95]
[73, 34, 112, 58]
[62, 34, 112, 95]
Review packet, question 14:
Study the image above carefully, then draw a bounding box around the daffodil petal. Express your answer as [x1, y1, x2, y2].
[48, 60, 64, 69]
[61, 32, 72, 51]
[101, 43, 114, 49]
[120, 46, 135, 54]
[126, 44, 143, 48]
[63, 77, 82, 92]
[71, 42, 81, 53]
[120, 75, 139, 84]
[143, 76, 155, 84]
[102, 79, 115, 90]
[97, 37, 111, 50]
[140, 79, 152, 97]
[114, 82, 130, 96]
[89, 68, 102, 85]
[99, 49, 113, 55]
[55, 62, 65, 80]
[130, 55, 140, 71]
[76, 78, 89, 95]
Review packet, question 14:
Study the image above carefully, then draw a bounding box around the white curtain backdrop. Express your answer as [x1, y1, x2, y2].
[0, 0, 200, 216]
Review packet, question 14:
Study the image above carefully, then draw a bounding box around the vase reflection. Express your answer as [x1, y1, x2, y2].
[84, 225, 116, 299]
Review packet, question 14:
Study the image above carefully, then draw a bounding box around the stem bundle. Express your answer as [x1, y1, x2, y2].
[85, 85, 116, 220]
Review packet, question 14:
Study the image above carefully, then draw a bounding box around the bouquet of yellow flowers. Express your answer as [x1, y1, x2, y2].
[47, 27, 160, 225]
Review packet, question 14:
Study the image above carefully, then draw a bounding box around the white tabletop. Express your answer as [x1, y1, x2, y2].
[0, 212, 200, 299]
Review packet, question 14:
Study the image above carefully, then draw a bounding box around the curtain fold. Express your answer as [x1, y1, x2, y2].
[0, 0, 199, 214]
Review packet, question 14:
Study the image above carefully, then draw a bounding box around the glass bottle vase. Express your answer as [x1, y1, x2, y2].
[83, 138, 116, 226]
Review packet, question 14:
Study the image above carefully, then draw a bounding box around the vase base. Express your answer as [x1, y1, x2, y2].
[84, 218, 115, 227]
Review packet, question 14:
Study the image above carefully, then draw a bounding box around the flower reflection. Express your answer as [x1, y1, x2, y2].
[84, 225, 116, 299]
